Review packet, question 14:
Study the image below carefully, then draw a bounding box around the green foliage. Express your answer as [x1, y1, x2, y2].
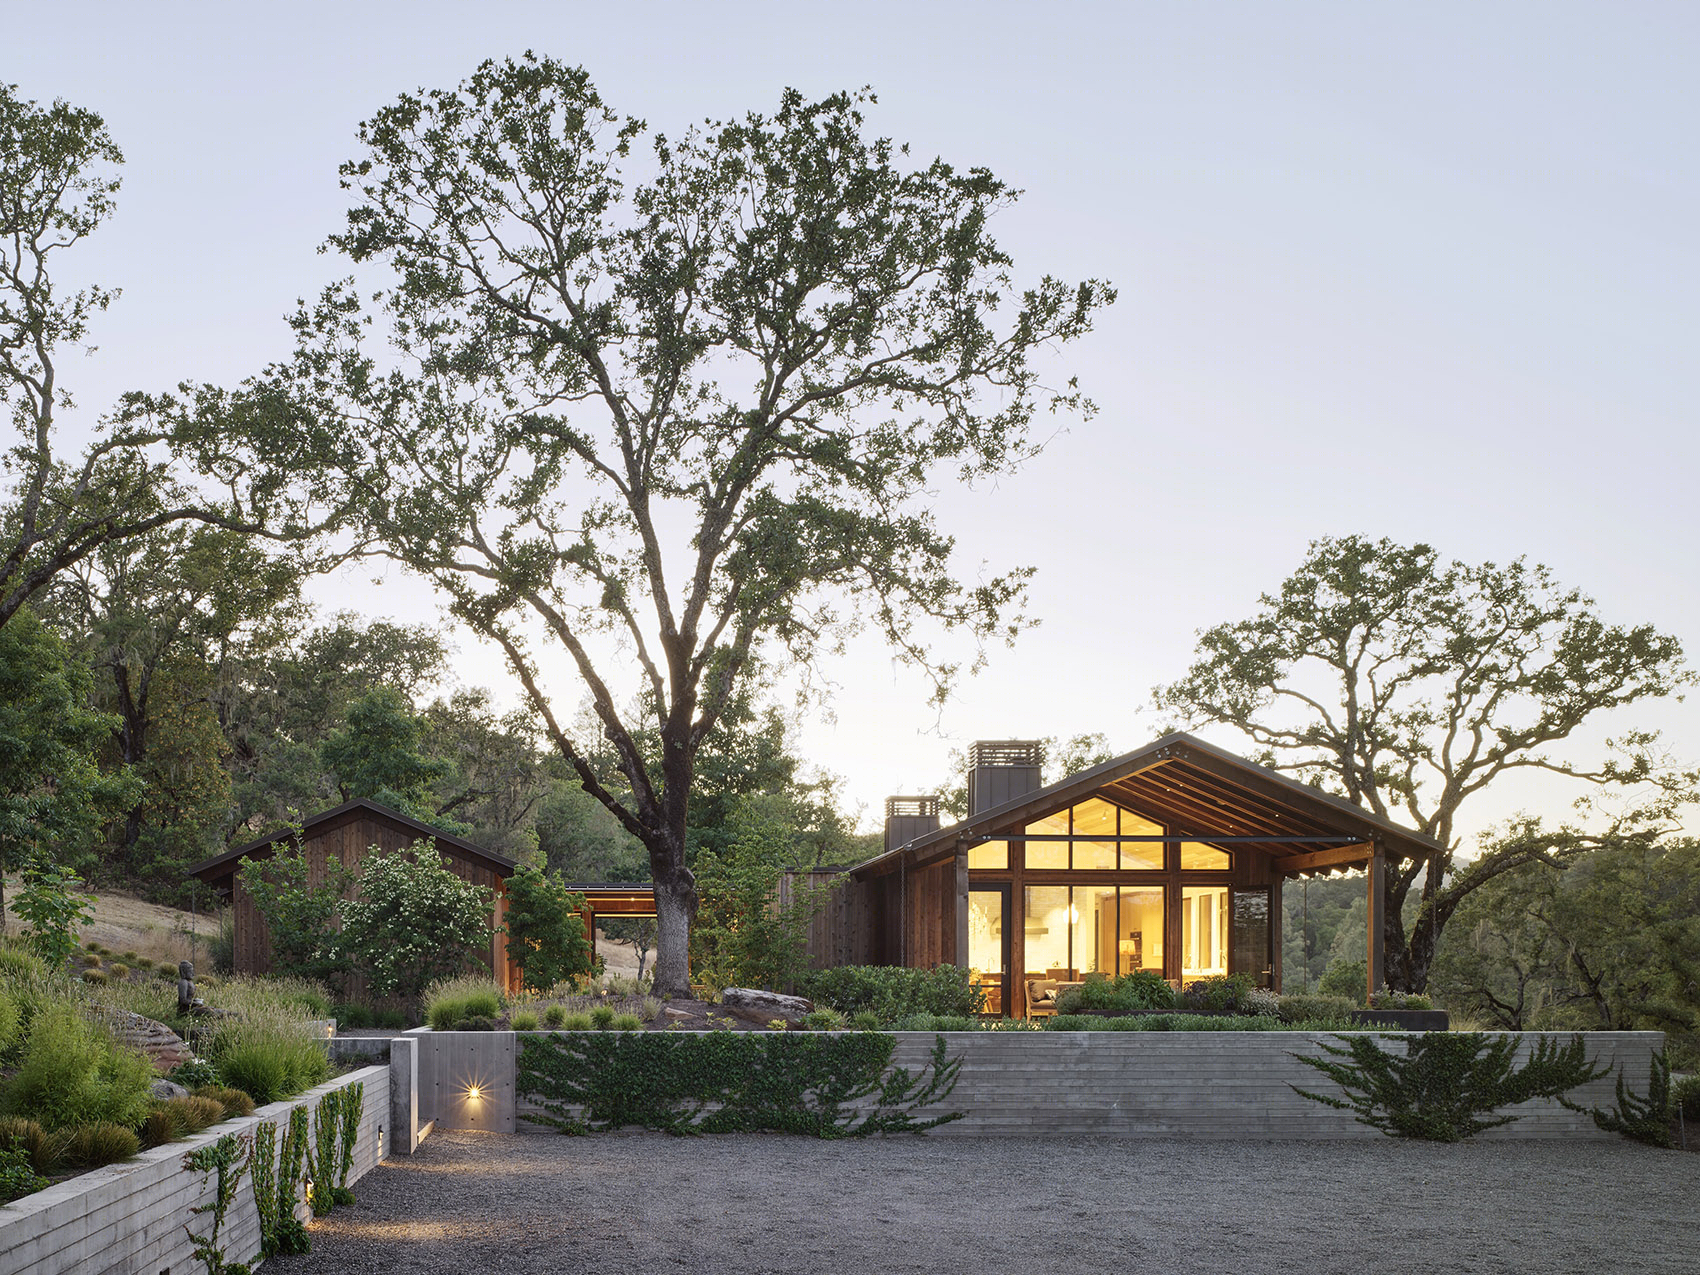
[849, 1010, 881, 1032]
[0, 1002, 154, 1130]
[542, 1005, 566, 1028]
[1672, 1073, 1700, 1121]
[1367, 988, 1433, 1011]
[334, 1081, 362, 1204]
[611, 1012, 643, 1031]
[560, 1011, 593, 1031]
[319, 687, 463, 829]
[797, 965, 984, 1024]
[309, 1091, 341, 1214]
[270, 1107, 312, 1256]
[13, 859, 96, 969]
[519, 1031, 964, 1137]
[1574, 1049, 1675, 1148]
[142, 1096, 225, 1148]
[182, 1132, 253, 1275]
[804, 1008, 846, 1031]
[1054, 971, 1177, 1016]
[62, 1120, 140, 1168]
[590, 1005, 616, 1030]
[1178, 974, 1256, 1012]
[339, 843, 493, 1001]
[332, 1002, 373, 1029]
[1318, 960, 1368, 1002]
[424, 976, 504, 1030]
[511, 1010, 539, 1031]
[1158, 535, 1696, 993]
[195, 1086, 256, 1120]
[236, 836, 351, 988]
[689, 813, 832, 993]
[170, 1058, 222, 1090]
[193, 975, 331, 1104]
[1044, 1013, 1309, 1032]
[502, 865, 593, 994]
[0, 1144, 46, 1204]
[0, 1115, 59, 1175]
[0, 989, 17, 1054]
[1293, 1032, 1609, 1141]
[0, 608, 129, 888]
[212, 1038, 328, 1107]
[250, 1121, 278, 1254]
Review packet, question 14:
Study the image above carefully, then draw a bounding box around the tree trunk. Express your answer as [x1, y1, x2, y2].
[651, 872, 697, 999]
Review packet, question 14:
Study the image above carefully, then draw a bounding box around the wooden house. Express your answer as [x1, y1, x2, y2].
[188, 798, 518, 997]
[802, 733, 1445, 1017]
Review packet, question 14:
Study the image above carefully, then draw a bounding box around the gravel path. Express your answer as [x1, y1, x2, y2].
[267, 1129, 1699, 1275]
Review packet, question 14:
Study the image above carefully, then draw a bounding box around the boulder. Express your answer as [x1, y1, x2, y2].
[720, 988, 814, 1026]
[149, 1079, 190, 1101]
[101, 1009, 195, 1073]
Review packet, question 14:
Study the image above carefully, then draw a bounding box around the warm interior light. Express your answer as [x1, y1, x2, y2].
[304, 1178, 314, 1202]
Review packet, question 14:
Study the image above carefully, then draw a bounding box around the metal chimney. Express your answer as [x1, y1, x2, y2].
[966, 740, 1045, 815]
[884, 796, 941, 853]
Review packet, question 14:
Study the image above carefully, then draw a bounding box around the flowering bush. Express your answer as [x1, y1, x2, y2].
[339, 842, 493, 1002]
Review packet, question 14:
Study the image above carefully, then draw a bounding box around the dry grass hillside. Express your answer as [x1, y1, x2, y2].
[1, 876, 219, 967]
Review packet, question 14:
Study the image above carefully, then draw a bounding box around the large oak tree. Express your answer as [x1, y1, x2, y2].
[1157, 535, 1694, 992]
[254, 57, 1111, 995]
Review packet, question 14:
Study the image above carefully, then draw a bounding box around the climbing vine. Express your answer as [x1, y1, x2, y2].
[309, 1090, 341, 1215]
[249, 1121, 277, 1252]
[182, 1133, 253, 1275]
[1293, 1032, 1608, 1142]
[1571, 1049, 1675, 1148]
[518, 1032, 964, 1138]
[265, 1106, 312, 1255]
[335, 1082, 364, 1203]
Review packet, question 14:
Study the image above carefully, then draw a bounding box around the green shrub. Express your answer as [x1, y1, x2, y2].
[333, 1003, 374, 1030]
[62, 1121, 140, 1168]
[170, 1058, 222, 1090]
[1054, 970, 1177, 1016]
[1367, 988, 1433, 1011]
[1045, 1012, 1293, 1032]
[158, 966, 177, 982]
[542, 1005, 567, 1028]
[1177, 973, 1254, 1012]
[0, 1145, 46, 1204]
[1318, 959, 1368, 1002]
[107, 962, 129, 980]
[611, 1012, 644, 1031]
[374, 1007, 408, 1030]
[424, 975, 505, 1030]
[84, 940, 100, 952]
[81, 968, 108, 985]
[0, 1003, 155, 1130]
[196, 1085, 257, 1119]
[0, 1116, 60, 1175]
[804, 1008, 846, 1031]
[590, 1005, 616, 1030]
[511, 1011, 540, 1032]
[121, 951, 139, 964]
[0, 990, 18, 1055]
[340, 846, 494, 1001]
[142, 1104, 188, 1148]
[0, 946, 47, 980]
[560, 1011, 593, 1031]
[82, 952, 103, 967]
[797, 966, 984, 1023]
[849, 1010, 881, 1032]
[502, 866, 594, 994]
[1277, 993, 1357, 1024]
[134, 957, 154, 971]
[455, 1015, 496, 1032]
[214, 1047, 288, 1107]
[194, 977, 333, 1104]
[1672, 1073, 1700, 1121]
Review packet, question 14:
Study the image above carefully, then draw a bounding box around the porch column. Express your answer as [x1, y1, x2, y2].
[1366, 843, 1384, 998]
[953, 843, 970, 968]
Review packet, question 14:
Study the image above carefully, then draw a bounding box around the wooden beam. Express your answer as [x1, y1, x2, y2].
[1278, 843, 1373, 874]
[954, 844, 970, 969]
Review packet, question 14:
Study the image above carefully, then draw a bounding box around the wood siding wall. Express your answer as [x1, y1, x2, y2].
[228, 811, 510, 999]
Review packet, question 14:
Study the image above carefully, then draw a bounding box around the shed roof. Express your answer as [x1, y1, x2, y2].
[851, 732, 1445, 878]
[188, 797, 518, 884]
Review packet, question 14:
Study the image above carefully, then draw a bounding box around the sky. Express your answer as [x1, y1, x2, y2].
[10, 2, 1699, 844]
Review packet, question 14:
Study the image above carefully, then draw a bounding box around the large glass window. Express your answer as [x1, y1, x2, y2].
[1180, 841, 1231, 870]
[1181, 884, 1229, 979]
[1071, 799, 1119, 870]
[1119, 809, 1165, 870]
[1024, 886, 1071, 976]
[968, 839, 1008, 870]
[1231, 889, 1271, 986]
[1074, 885, 1115, 977]
[1024, 811, 1069, 870]
[1116, 886, 1164, 974]
[969, 887, 1007, 1015]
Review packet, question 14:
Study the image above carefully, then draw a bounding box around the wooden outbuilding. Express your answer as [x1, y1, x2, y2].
[803, 733, 1445, 1017]
[188, 798, 518, 998]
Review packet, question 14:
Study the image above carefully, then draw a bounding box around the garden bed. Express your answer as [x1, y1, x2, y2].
[0, 1064, 386, 1275]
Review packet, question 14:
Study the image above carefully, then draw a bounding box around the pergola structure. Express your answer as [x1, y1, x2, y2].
[810, 733, 1443, 1016]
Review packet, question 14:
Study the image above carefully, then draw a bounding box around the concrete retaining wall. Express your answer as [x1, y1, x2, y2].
[459, 1028, 1656, 1141]
[0, 1064, 388, 1275]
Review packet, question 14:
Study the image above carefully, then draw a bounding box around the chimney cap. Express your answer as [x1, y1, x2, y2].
[968, 740, 1045, 769]
[884, 795, 940, 819]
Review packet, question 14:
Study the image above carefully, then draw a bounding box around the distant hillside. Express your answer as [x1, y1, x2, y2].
[2, 877, 218, 968]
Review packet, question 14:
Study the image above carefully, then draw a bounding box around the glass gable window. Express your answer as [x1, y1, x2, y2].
[1024, 811, 1070, 869]
[968, 840, 1008, 870]
[1071, 799, 1119, 870]
[1180, 841, 1231, 870]
[1119, 809, 1164, 870]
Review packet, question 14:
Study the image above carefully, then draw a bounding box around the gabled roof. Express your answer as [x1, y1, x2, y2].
[851, 731, 1445, 878]
[188, 797, 518, 883]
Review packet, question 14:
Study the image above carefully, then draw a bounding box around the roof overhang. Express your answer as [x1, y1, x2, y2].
[188, 797, 518, 885]
[850, 732, 1444, 879]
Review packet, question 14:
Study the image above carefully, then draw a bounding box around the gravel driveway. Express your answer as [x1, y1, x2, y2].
[267, 1129, 1698, 1275]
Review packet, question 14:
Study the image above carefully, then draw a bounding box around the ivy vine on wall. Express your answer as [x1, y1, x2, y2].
[1292, 1032, 1608, 1142]
[518, 1031, 965, 1137]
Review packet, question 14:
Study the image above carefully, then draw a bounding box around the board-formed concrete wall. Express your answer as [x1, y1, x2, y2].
[0, 1064, 388, 1275]
[450, 1029, 1657, 1142]
[881, 1030, 1659, 1139]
